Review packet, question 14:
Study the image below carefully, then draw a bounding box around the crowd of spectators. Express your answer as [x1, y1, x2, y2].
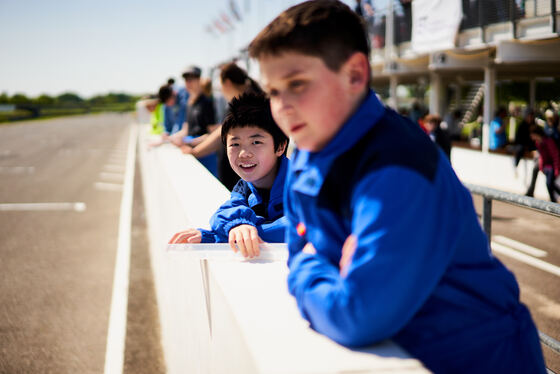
[145, 62, 265, 191]
[398, 99, 560, 202]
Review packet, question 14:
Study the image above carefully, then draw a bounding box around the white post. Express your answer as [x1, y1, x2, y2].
[482, 66, 496, 153]
[529, 78, 536, 109]
[429, 72, 443, 115]
[389, 76, 398, 109]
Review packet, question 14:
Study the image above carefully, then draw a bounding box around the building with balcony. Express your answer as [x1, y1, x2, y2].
[368, 0, 559, 153]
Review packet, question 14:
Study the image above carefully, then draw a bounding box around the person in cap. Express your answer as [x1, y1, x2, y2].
[170, 65, 217, 175]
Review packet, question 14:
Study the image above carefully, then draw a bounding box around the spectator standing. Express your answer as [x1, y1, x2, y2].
[544, 109, 560, 147]
[158, 85, 178, 136]
[512, 108, 536, 167]
[182, 66, 215, 138]
[145, 97, 164, 135]
[163, 77, 187, 135]
[442, 109, 462, 141]
[489, 106, 508, 150]
[171, 65, 217, 175]
[424, 114, 451, 159]
[529, 126, 560, 202]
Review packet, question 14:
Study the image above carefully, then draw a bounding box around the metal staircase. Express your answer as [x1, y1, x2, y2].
[448, 83, 485, 126]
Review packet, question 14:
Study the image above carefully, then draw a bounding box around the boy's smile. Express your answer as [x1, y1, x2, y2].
[259, 52, 365, 152]
[226, 126, 285, 189]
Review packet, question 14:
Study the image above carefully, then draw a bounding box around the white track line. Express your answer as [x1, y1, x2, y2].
[103, 124, 137, 374]
[0, 202, 86, 212]
[492, 235, 547, 258]
[100, 172, 124, 181]
[104, 165, 125, 173]
[0, 166, 35, 174]
[492, 242, 560, 278]
[95, 182, 123, 192]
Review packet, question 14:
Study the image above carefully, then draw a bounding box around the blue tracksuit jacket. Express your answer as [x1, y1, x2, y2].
[285, 91, 545, 373]
[199, 155, 288, 243]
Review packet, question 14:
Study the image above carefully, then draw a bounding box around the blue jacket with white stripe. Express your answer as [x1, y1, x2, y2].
[285, 90, 546, 373]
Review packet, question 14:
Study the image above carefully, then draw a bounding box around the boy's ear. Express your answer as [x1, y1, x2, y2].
[275, 141, 288, 157]
[342, 52, 369, 94]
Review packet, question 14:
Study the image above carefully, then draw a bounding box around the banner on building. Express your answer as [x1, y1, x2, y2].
[411, 0, 463, 54]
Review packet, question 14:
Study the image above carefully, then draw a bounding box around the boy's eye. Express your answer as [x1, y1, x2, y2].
[252, 140, 263, 145]
[289, 80, 306, 92]
[268, 88, 279, 98]
[229, 143, 239, 147]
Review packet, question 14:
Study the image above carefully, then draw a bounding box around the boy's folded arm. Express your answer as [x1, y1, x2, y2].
[209, 193, 261, 238]
[288, 169, 455, 347]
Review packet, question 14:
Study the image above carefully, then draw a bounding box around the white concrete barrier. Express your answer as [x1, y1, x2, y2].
[138, 125, 429, 373]
[451, 147, 549, 200]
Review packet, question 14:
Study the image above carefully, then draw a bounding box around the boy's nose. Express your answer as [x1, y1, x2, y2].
[239, 148, 253, 158]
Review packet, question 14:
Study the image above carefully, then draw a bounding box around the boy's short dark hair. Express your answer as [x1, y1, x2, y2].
[248, 0, 369, 72]
[158, 85, 174, 103]
[221, 92, 288, 153]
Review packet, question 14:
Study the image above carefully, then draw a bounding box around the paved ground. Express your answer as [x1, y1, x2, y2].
[0, 114, 163, 373]
[472, 195, 560, 373]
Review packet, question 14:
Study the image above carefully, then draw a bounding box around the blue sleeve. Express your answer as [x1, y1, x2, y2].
[209, 190, 261, 241]
[175, 89, 188, 131]
[198, 228, 219, 243]
[210, 189, 288, 243]
[287, 166, 456, 347]
[163, 105, 175, 134]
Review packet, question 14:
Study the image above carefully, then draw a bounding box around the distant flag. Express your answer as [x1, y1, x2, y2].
[213, 18, 227, 33]
[221, 12, 234, 30]
[229, 0, 242, 21]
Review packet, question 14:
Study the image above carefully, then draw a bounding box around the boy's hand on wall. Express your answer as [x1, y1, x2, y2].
[228, 224, 263, 258]
[168, 229, 202, 244]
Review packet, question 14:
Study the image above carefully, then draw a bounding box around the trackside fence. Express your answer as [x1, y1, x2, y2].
[465, 183, 560, 372]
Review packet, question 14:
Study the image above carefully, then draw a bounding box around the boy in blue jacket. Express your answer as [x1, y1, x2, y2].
[249, 1, 546, 372]
[169, 92, 289, 258]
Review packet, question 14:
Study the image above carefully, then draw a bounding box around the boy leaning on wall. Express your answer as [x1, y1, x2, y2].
[249, 1, 546, 372]
[169, 92, 289, 258]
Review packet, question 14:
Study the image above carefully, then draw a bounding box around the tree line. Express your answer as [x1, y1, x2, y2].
[0, 92, 140, 107]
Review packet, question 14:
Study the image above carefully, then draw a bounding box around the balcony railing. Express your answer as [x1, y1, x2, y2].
[364, 0, 559, 50]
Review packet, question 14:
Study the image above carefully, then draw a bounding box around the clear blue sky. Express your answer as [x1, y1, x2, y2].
[0, 0, 353, 98]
